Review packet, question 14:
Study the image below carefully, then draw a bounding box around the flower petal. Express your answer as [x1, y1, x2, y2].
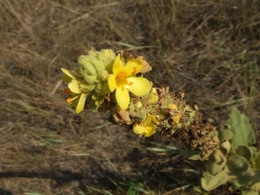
[108, 74, 117, 92]
[76, 93, 87, 114]
[115, 86, 130, 110]
[68, 79, 81, 93]
[144, 125, 156, 137]
[168, 103, 178, 110]
[133, 123, 156, 137]
[133, 123, 147, 135]
[150, 115, 159, 125]
[126, 77, 151, 96]
[61, 68, 76, 79]
[148, 88, 159, 104]
[124, 60, 142, 76]
[172, 114, 181, 124]
[113, 54, 124, 76]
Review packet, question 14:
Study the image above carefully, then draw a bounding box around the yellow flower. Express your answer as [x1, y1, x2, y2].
[61, 68, 88, 114]
[168, 103, 178, 110]
[168, 103, 181, 124]
[148, 88, 159, 104]
[172, 114, 181, 124]
[108, 54, 152, 110]
[133, 115, 158, 137]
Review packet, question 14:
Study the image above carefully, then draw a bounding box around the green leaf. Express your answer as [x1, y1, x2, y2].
[225, 107, 256, 149]
[205, 160, 225, 176]
[220, 141, 232, 155]
[250, 182, 260, 192]
[238, 170, 260, 186]
[201, 171, 228, 191]
[249, 146, 258, 156]
[255, 153, 260, 169]
[236, 145, 253, 161]
[218, 125, 234, 142]
[127, 182, 148, 195]
[227, 154, 250, 174]
[180, 150, 201, 160]
[242, 191, 259, 195]
[239, 170, 260, 192]
[210, 149, 226, 164]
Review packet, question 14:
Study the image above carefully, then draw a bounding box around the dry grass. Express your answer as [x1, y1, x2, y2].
[0, 0, 259, 194]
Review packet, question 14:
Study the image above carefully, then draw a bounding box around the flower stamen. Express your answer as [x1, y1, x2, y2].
[67, 97, 73, 103]
[132, 67, 137, 75]
[67, 96, 77, 103]
[108, 54, 152, 110]
[117, 72, 127, 84]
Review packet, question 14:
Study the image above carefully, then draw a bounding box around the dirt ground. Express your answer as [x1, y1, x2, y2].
[0, 0, 259, 194]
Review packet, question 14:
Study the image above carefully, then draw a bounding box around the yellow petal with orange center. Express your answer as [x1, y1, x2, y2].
[126, 77, 151, 96]
[115, 86, 130, 110]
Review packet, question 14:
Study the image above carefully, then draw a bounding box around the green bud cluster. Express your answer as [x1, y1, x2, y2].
[76, 49, 116, 111]
[78, 50, 115, 83]
[77, 49, 115, 89]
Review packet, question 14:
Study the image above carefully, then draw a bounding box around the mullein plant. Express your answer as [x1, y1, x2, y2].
[61, 49, 260, 193]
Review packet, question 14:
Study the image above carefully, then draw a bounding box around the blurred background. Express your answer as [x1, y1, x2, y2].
[0, 0, 259, 194]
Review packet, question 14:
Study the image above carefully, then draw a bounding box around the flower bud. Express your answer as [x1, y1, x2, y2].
[62, 49, 117, 112]
[78, 56, 97, 75]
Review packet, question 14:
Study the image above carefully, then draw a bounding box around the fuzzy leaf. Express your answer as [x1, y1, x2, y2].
[236, 145, 253, 161]
[180, 150, 201, 160]
[249, 146, 258, 156]
[227, 154, 250, 175]
[220, 141, 232, 155]
[255, 153, 260, 169]
[205, 160, 225, 176]
[226, 107, 256, 149]
[218, 125, 234, 142]
[238, 170, 260, 185]
[242, 191, 259, 195]
[210, 149, 226, 164]
[201, 171, 228, 191]
[250, 182, 260, 192]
